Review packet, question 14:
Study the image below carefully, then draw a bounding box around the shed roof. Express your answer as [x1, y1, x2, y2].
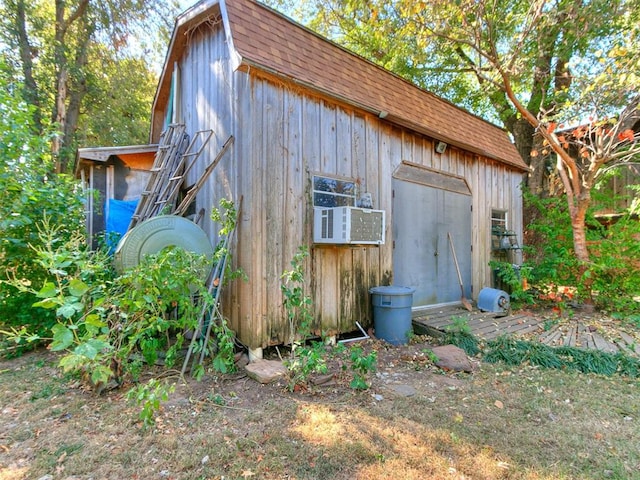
[153, 0, 528, 171]
[76, 145, 158, 175]
[78, 145, 158, 163]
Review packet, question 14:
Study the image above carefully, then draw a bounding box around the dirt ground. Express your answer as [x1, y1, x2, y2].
[1, 312, 639, 480]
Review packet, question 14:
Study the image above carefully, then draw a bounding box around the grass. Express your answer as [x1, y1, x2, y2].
[1, 348, 639, 479]
[484, 336, 640, 377]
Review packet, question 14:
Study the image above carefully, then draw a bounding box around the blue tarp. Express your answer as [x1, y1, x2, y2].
[106, 198, 139, 238]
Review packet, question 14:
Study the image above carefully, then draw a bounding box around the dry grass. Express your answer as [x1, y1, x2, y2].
[1, 344, 639, 480]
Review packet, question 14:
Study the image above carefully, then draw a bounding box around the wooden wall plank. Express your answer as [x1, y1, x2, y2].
[262, 82, 286, 343]
[351, 112, 370, 324]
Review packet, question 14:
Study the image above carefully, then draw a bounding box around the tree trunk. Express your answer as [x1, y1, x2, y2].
[569, 191, 591, 264]
[51, 0, 89, 173]
[512, 117, 541, 186]
[14, 0, 43, 133]
[58, 16, 92, 173]
[52, 67, 68, 172]
[51, 0, 68, 172]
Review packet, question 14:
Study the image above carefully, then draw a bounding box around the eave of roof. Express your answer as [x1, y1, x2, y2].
[78, 145, 159, 163]
[153, 0, 529, 172]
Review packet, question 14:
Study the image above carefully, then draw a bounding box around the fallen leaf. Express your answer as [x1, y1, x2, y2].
[241, 470, 256, 478]
[495, 400, 504, 409]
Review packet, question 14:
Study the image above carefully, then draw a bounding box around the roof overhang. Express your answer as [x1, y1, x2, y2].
[76, 145, 158, 176]
[78, 145, 159, 163]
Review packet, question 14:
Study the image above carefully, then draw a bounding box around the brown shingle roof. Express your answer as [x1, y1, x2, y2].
[155, 0, 528, 171]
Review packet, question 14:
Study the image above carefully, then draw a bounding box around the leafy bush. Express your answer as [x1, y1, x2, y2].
[127, 378, 175, 429]
[490, 261, 535, 306]
[348, 345, 377, 390]
[584, 215, 640, 313]
[285, 340, 330, 390]
[523, 189, 640, 314]
[0, 74, 85, 351]
[524, 192, 596, 298]
[281, 245, 314, 350]
[1, 218, 228, 388]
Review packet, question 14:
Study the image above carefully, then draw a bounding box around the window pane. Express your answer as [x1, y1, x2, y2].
[313, 175, 356, 207]
[314, 176, 337, 193]
[491, 210, 507, 233]
[314, 192, 337, 207]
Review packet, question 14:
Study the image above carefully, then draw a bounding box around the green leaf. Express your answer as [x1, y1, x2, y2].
[213, 355, 230, 374]
[58, 354, 85, 372]
[193, 363, 205, 381]
[86, 338, 111, 353]
[32, 298, 59, 309]
[74, 339, 109, 360]
[85, 314, 106, 328]
[36, 281, 57, 299]
[84, 313, 108, 334]
[90, 365, 113, 385]
[50, 324, 74, 351]
[74, 342, 98, 360]
[68, 279, 90, 297]
[56, 303, 80, 319]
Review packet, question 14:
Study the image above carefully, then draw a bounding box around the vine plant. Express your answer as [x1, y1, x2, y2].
[280, 245, 314, 353]
[280, 247, 378, 391]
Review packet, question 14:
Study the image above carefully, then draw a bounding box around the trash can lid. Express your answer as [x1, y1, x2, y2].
[369, 285, 416, 295]
[114, 215, 214, 278]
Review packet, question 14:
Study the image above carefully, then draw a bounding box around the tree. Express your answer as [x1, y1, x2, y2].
[267, 0, 640, 268]
[77, 46, 158, 147]
[0, 0, 178, 173]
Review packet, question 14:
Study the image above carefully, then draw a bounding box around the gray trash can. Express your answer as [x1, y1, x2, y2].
[369, 286, 416, 345]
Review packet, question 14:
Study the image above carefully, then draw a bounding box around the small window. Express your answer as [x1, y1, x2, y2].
[491, 209, 508, 234]
[312, 175, 356, 207]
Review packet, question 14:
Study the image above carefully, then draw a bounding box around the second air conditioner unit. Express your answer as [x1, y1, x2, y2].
[313, 206, 385, 245]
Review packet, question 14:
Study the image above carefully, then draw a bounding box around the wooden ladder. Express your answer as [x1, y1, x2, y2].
[128, 124, 215, 229]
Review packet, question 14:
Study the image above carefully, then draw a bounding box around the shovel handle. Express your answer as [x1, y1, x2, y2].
[447, 232, 464, 286]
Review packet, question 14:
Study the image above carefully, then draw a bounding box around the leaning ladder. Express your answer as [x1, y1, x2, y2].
[181, 198, 241, 376]
[128, 125, 214, 229]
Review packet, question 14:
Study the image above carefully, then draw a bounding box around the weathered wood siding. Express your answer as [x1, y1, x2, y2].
[174, 21, 524, 349]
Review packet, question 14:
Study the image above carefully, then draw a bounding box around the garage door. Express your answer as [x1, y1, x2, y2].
[392, 165, 472, 309]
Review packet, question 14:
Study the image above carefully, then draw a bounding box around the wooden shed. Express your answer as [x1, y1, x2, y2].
[151, 0, 529, 352]
[76, 145, 157, 245]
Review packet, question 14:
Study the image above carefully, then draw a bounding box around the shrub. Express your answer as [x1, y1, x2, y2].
[0, 74, 84, 352]
[523, 189, 640, 314]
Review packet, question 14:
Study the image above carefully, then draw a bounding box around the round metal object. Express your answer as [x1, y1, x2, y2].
[114, 215, 214, 276]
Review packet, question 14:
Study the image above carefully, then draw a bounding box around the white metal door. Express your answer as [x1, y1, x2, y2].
[392, 179, 472, 309]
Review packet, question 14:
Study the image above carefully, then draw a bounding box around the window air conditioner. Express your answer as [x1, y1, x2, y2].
[313, 207, 385, 245]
